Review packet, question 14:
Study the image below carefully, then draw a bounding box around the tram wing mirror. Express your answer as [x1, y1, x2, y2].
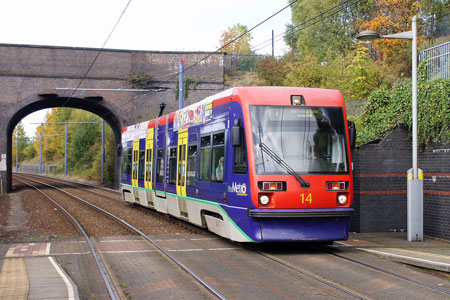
[348, 120, 356, 149]
[117, 143, 123, 156]
[232, 119, 242, 147]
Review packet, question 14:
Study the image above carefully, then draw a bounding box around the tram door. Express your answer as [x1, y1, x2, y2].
[132, 140, 140, 187]
[131, 140, 140, 202]
[176, 129, 189, 218]
[145, 129, 154, 207]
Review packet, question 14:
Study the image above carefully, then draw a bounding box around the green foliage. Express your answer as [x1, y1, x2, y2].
[255, 56, 288, 86]
[175, 77, 200, 100]
[288, 0, 368, 62]
[23, 143, 37, 160]
[30, 108, 115, 185]
[129, 71, 151, 88]
[236, 55, 259, 72]
[356, 61, 450, 149]
[347, 43, 376, 99]
[12, 122, 32, 164]
[284, 53, 327, 88]
[219, 23, 253, 54]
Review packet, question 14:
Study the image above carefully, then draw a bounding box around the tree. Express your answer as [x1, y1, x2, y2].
[256, 55, 290, 86]
[287, 0, 373, 61]
[219, 23, 253, 54]
[357, 0, 422, 77]
[12, 122, 29, 165]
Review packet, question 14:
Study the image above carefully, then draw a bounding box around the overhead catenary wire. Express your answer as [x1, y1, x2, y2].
[252, 0, 361, 53]
[97, 0, 306, 120]
[250, 0, 354, 53]
[46, 0, 133, 124]
[164, 0, 300, 82]
[98, 0, 364, 122]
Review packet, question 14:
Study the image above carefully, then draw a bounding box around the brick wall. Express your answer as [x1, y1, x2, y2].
[352, 126, 450, 240]
[0, 44, 227, 192]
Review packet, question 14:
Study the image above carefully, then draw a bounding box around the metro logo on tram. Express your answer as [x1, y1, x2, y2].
[228, 182, 248, 196]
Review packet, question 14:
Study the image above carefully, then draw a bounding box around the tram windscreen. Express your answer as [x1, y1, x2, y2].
[250, 106, 349, 174]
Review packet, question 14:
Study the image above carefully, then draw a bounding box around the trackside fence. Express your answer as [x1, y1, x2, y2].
[419, 41, 450, 81]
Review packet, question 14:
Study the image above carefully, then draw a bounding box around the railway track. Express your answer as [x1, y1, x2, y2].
[12, 174, 450, 299]
[19, 173, 121, 200]
[313, 244, 450, 296]
[15, 174, 226, 300]
[15, 177, 122, 300]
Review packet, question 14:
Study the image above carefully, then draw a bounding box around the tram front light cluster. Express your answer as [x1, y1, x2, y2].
[326, 181, 346, 191]
[259, 194, 270, 205]
[291, 95, 305, 106]
[337, 194, 347, 205]
[262, 181, 283, 191]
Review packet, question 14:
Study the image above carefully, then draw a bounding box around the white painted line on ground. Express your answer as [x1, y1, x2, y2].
[45, 243, 51, 255]
[99, 240, 145, 243]
[51, 252, 91, 256]
[48, 257, 76, 300]
[358, 247, 450, 270]
[334, 241, 352, 247]
[209, 248, 240, 251]
[168, 248, 203, 252]
[102, 250, 159, 254]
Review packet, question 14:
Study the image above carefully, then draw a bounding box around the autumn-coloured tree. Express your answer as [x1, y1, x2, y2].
[12, 122, 29, 165]
[219, 23, 253, 54]
[358, 0, 422, 76]
[33, 108, 67, 162]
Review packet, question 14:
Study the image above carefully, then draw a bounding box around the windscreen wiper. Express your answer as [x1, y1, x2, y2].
[259, 142, 310, 188]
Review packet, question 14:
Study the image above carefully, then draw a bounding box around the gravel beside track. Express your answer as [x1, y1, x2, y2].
[4, 174, 197, 241]
[1, 179, 79, 241]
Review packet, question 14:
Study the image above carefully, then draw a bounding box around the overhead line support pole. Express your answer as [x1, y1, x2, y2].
[179, 59, 184, 110]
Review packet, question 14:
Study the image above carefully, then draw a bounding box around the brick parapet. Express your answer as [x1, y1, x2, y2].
[352, 126, 450, 240]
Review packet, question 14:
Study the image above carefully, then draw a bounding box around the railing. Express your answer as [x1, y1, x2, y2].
[419, 41, 450, 81]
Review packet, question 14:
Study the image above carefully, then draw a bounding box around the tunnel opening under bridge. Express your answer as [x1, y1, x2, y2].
[3, 94, 123, 193]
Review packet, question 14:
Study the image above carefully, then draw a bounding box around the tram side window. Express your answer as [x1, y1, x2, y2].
[138, 150, 145, 181]
[187, 145, 197, 187]
[156, 149, 164, 183]
[127, 149, 132, 174]
[233, 129, 248, 174]
[178, 144, 186, 186]
[168, 147, 177, 185]
[132, 149, 138, 180]
[145, 148, 152, 182]
[122, 147, 132, 175]
[212, 132, 225, 182]
[199, 135, 211, 181]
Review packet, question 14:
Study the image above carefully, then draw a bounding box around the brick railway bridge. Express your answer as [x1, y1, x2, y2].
[0, 44, 227, 192]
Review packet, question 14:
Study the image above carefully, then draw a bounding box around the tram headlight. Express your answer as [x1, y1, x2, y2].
[337, 194, 347, 205]
[259, 194, 270, 205]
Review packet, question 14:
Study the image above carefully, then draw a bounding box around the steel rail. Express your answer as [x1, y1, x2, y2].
[314, 245, 450, 296]
[248, 248, 364, 299]
[15, 174, 227, 300]
[20, 173, 121, 202]
[15, 177, 119, 300]
[20, 173, 119, 195]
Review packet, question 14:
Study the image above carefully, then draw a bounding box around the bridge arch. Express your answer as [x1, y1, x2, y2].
[4, 93, 123, 192]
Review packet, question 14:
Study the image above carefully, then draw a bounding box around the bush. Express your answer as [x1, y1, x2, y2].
[356, 62, 450, 149]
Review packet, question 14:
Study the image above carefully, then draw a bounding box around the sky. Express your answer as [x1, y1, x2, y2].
[2, 0, 292, 137]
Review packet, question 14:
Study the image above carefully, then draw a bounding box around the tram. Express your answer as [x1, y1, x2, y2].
[120, 87, 356, 242]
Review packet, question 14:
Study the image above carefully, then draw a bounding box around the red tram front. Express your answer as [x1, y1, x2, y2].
[234, 87, 354, 241]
